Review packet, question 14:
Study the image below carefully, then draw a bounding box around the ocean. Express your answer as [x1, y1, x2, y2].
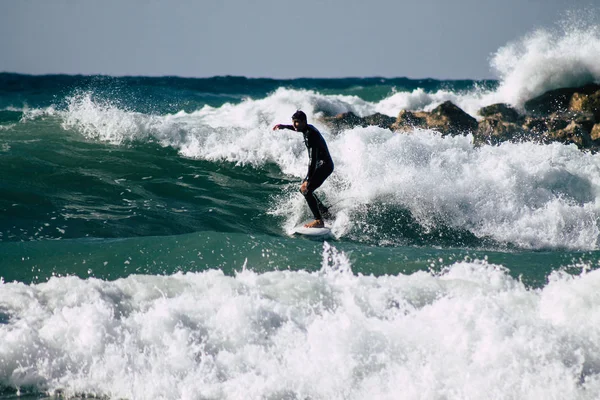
[3, 25, 600, 400]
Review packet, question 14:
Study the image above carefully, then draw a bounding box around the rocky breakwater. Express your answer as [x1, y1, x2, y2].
[319, 83, 600, 151]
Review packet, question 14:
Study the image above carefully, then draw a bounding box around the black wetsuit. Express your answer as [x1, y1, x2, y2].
[279, 124, 334, 220]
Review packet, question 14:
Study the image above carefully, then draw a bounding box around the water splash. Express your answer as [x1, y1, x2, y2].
[491, 16, 600, 107]
[2, 245, 600, 399]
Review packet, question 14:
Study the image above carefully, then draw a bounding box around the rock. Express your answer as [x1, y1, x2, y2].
[524, 88, 575, 116]
[546, 120, 592, 148]
[474, 103, 524, 145]
[519, 113, 597, 148]
[564, 111, 596, 132]
[379, 84, 600, 150]
[569, 91, 600, 120]
[546, 115, 570, 132]
[478, 103, 521, 123]
[474, 118, 523, 145]
[427, 101, 478, 136]
[321, 112, 367, 133]
[391, 110, 428, 132]
[591, 124, 600, 141]
[363, 113, 396, 130]
[391, 102, 477, 136]
[524, 83, 600, 116]
[321, 112, 397, 132]
[522, 116, 548, 135]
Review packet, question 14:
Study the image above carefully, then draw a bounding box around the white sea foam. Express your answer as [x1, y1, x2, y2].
[20, 105, 58, 121]
[57, 89, 600, 250]
[491, 18, 600, 108]
[0, 106, 25, 112]
[275, 125, 600, 249]
[61, 93, 155, 144]
[331, 129, 600, 249]
[0, 125, 15, 132]
[374, 87, 495, 119]
[52, 18, 600, 250]
[377, 18, 600, 111]
[1, 243, 600, 399]
[55, 17, 600, 140]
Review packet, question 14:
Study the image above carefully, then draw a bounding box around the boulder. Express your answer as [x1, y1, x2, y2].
[474, 118, 523, 145]
[478, 103, 522, 123]
[522, 116, 548, 134]
[546, 115, 570, 132]
[321, 112, 397, 132]
[321, 112, 367, 133]
[385, 84, 600, 150]
[363, 113, 396, 130]
[563, 111, 596, 133]
[524, 83, 600, 116]
[569, 91, 600, 120]
[391, 110, 428, 132]
[546, 120, 593, 148]
[391, 102, 478, 136]
[591, 124, 600, 141]
[519, 113, 596, 148]
[427, 101, 478, 136]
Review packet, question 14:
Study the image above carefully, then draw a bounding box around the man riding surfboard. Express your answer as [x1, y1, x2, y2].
[273, 111, 333, 228]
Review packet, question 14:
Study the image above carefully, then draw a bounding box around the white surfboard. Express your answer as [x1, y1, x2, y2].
[292, 225, 332, 238]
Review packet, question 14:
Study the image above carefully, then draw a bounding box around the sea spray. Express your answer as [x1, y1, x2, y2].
[491, 19, 600, 107]
[275, 127, 600, 249]
[5, 18, 600, 399]
[2, 243, 600, 399]
[12, 87, 600, 249]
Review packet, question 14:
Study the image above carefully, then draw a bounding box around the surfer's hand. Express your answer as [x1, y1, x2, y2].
[272, 124, 281, 131]
[300, 181, 308, 194]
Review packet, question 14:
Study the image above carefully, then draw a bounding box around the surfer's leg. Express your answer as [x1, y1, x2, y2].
[313, 194, 331, 219]
[303, 191, 323, 220]
[302, 167, 332, 219]
[307, 166, 333, 219]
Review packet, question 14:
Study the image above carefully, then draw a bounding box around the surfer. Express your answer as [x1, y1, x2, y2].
[273, 110, 334, 228]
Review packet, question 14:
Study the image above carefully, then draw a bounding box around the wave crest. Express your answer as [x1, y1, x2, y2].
[492, 18, 600, 107]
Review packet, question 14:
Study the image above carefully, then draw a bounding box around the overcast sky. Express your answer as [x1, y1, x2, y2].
[0, 0, 591, 79]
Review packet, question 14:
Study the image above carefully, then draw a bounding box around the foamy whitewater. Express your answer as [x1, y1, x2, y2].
[3, 18, 600, 400]
[59, 86, 600, 250]
[2, 245, 600, 399]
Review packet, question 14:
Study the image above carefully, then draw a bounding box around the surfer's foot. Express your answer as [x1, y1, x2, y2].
[304, 219, 324, 228]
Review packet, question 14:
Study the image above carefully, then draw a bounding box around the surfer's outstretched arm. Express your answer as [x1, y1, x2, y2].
[272, 124, 294, 131]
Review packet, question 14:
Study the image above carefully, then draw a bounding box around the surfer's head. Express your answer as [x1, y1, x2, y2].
[292, 110, 307, 131]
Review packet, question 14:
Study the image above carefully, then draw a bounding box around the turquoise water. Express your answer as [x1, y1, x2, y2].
[2, 71, 600, 399]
